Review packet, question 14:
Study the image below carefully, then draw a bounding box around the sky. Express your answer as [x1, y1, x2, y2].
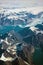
[0, 0, 43, 8]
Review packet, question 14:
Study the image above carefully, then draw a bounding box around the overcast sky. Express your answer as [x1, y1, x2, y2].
[0, 0, 43, 8]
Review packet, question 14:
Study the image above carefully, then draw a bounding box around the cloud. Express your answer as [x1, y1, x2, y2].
[0, 0, 43, 8]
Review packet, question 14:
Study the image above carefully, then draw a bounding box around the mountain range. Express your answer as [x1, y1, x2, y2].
[0, 8, 43, 65]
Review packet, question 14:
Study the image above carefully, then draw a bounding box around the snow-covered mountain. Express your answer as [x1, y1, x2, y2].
[0, 8, 43, 65]
[0, 8, 43, 27]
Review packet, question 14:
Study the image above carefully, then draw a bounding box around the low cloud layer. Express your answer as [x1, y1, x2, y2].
[0, 0, 43, 8]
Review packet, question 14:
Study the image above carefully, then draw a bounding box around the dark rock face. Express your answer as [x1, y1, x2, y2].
[12, 58, 19, 65]
[4, 51, 14, 58]
[0, 58, 19, 65]
[5, 61, 12, 65]
[0, 49, 5, 57]
[0, 60, 6, 65]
